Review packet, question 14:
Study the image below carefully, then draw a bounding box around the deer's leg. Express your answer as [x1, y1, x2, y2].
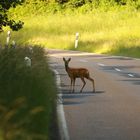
[80, 77, 86, 93]
[70, 78, 73, 93]
[72, 78, 76, 93]
[87, 77, 95, 92]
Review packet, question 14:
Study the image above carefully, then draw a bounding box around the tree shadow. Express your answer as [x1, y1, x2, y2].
[62, 100, 85, 105]
[120, 72, 140, 79]
[62, 90, 105, 95]
[119, 79, 140, 85]
[100, 65, 140, 80]
[60, 90, 105, 105]
[104, 56, 134, 60]
[100, 65, 140, 71]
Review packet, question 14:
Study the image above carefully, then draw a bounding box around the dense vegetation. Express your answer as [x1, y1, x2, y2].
[1, 0, 138, 58]
[0, 0, 24, 32]
[8, 0, 140, 16]
[0, 45, 59, 140]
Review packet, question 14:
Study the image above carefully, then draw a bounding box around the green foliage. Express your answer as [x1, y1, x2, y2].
[7, 0, 140, 17]
[0, 46, 58, 140]
[2, 10, 140, 57]
[0, 0, 24, 32]
[0, 0, 24, 10]
[68, 0, 85, 7]
[8, 1, 64, 17]
[56, 0, 140, 11]
[55, 0, 69, 4]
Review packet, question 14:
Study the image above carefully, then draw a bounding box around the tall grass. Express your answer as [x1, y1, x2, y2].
[3, 10, 140, 57]
[1, 8, 140, 58]
[0, 46, 59, 140]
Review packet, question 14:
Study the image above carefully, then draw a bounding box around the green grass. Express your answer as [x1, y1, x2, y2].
[1, 9, 140, 58]
[0, 46, 59, 140]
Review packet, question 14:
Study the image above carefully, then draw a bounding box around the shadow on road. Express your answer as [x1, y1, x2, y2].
[120, 79, 140, 85]
[61, 90, 105, 106]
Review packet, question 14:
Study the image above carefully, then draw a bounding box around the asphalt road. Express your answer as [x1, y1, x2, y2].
[48, 49, 140, 140]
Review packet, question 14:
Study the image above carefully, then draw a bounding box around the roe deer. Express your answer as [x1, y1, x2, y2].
[63, 57, 95, 93]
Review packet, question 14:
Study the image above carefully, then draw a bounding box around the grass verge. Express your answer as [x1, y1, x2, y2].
[1, 10, 140, 58]
[0, 45, 59, 140]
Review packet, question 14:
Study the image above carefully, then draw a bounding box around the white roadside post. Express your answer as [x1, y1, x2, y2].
[12, 40, 16, 48]
[24, 57, 31, 67]
[29, 47, 33, 53]
[6, 30, 11, 47]
[75, 32, 79, 48]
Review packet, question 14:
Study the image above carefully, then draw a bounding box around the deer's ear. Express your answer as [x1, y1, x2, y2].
[63, 57, 65, 61]
[68, 58, 71, 61]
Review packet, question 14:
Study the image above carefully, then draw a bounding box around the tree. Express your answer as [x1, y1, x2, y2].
[0, 0, 24, 32]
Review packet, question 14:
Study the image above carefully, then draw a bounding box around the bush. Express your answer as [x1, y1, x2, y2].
[0, 0, 24, 32]
[7, 0, 140, 17]
[0, 45, 58, 140]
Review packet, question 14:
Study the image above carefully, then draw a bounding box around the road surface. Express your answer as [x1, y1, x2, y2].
[48, 49, 140, 140]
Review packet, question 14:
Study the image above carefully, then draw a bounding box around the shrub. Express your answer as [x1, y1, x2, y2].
[0, 45, 58, 140]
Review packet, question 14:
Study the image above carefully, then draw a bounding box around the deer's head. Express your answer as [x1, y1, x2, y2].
[63, 57, 71, 68]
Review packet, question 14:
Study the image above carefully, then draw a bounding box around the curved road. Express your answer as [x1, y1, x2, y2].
[48, 49, 140, 140]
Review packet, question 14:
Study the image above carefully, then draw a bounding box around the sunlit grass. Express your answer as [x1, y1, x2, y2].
[0, 10, 140, 57]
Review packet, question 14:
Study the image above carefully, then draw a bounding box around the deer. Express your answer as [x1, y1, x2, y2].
[63, 57, 95, 93]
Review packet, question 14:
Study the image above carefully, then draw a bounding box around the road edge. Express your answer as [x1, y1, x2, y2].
[53, 69, 70, 140]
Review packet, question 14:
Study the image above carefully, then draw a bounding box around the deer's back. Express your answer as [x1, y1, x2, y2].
[68, 67, 89, 78]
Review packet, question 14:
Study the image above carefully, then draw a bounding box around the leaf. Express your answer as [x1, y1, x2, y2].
[30, 106, 45, 115]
